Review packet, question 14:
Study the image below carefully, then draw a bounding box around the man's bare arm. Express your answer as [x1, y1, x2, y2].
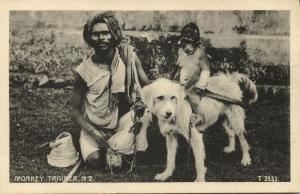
[135, 56, 150, 86]
[71, 73, 108, 148]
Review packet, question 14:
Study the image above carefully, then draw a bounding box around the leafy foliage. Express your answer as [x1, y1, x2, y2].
[130, 35, 289, 85]
[10, 29, 289, 86]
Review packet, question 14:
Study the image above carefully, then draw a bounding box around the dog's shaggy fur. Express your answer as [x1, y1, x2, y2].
[142, 78, 206, 182]
[180, 61, 258, 166]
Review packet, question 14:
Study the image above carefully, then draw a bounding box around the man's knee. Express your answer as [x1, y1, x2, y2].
[85, 150, 107, 170]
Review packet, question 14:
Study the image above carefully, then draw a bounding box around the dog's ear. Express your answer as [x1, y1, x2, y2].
[141, 84, 153, 109]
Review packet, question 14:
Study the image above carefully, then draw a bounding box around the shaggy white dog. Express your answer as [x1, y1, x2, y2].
[180, 62, 258, 166]
[142, 78, 206, 182]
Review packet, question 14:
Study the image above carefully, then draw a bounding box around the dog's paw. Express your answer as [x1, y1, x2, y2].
[241, 156, 251, 166]
[195, 175, 205, 182]
[154, 172, 171, 181]
[223, 146, 235, 153]
[195, 167, 206, 182]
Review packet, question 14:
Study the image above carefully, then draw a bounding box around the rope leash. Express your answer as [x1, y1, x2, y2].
[127, 102, 144, 173]
[106, 101, 146, 174]
[194, 88, 247, 108]
[186, 118, 192, 170]
[186, 115, 204, 170]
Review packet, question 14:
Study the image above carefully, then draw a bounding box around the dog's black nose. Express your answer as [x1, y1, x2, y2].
[165, 112, 172, 118]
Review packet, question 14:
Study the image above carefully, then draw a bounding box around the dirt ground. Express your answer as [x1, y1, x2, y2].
[9, 86, 290, 182]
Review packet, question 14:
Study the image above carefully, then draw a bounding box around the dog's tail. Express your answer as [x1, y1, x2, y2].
[233, 73, 258, 105]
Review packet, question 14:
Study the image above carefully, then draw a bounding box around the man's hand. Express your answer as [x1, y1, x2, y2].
[131, 100, 147, 118]
[92, 129, 109, 149]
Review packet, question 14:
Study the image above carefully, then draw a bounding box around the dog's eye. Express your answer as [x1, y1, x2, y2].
[157, 95, 165, 100]
[170, 96, 177, 100]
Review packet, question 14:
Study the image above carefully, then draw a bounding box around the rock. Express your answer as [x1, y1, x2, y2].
[54, 78, 65, 84]
[51, 78, 69, 88]
[36, 77, 69, 88]
[37, 74, 49, 87]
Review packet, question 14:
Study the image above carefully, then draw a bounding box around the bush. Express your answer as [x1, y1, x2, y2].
[9, 29, 289, 86]
[10, 29, 90, 83]
[130, 34, 289, 85]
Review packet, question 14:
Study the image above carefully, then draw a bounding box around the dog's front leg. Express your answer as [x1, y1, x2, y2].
[155, 134, 178, 181]
[190, 128, 206, 182]
[238, 132, 251, 166]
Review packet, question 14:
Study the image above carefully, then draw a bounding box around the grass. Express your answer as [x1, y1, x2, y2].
[9, 86, 290, 182]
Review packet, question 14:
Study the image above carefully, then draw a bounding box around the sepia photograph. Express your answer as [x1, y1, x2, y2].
[1, 0, 300, 193]
[9, 9, 290, 182]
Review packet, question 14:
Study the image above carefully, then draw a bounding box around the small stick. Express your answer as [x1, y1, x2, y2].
[63, 159, 82, 183]
[38, 141, 50, 148]
[127, 158, 135, 174]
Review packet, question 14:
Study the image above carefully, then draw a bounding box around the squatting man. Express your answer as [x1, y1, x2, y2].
[71, 12, 212, 171]
[71, 12, 150, 170]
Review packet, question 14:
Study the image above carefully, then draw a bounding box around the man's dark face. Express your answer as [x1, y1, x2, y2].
[90, 22, 113, 51]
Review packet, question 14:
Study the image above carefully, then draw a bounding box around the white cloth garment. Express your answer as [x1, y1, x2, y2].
[111, 49, 126, 93]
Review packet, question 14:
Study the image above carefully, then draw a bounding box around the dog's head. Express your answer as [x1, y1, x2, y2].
[141, 78, 191, 130]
